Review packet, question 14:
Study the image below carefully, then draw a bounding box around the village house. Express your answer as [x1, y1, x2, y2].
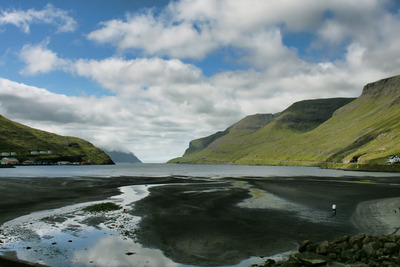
[1, 152, 17, 156]
[386, 155, 400, 164]
[1, 157, 19, 165]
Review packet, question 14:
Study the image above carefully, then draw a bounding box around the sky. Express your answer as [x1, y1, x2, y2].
[1, 0, 400, 162]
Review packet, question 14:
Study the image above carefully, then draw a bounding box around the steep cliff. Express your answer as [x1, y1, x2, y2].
[170, 75, 400, 169]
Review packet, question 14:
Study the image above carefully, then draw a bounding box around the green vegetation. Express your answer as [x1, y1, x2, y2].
[169, 75, 400, 171]
[0, 115, 114, 164]
[82, 202, 121, 213]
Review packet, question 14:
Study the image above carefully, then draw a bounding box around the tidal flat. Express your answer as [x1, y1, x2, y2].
[0, 165, 399, 266]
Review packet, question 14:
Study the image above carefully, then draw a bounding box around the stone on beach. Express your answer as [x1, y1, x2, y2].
[257, 234, 400, 267]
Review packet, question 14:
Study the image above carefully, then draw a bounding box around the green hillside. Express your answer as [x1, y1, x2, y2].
[0, 115, 114, 165]
[169, 75, 400, 171]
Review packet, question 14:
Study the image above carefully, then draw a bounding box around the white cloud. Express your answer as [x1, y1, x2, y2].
[86, 0, 385, 62]
[74, 57, 203, 96]
[0, 3, 77, 33]
[19, 40, 70, 75]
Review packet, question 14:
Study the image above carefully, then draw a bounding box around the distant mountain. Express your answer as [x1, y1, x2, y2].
[169, 75, 400, 170]
[0, 115, 114, 165]
[104, 150, 142, 163]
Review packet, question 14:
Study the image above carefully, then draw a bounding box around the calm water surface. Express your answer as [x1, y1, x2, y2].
[0, 163, 396, 178]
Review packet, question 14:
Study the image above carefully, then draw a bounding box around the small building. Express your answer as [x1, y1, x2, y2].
[386, 155, 400, 164]
[23, 159, 37, 165]
[57, 161, 71, 165]
[1, 152, 10, 156]
[1, 157, 19, 165]
[31, 151, 39, 155]
[11, 152, 17, 156]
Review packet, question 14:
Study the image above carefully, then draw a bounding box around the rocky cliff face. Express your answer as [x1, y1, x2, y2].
[361, 75, 400, 97]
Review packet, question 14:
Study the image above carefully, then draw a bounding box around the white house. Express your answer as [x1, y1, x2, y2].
[386, 155, 400, 164]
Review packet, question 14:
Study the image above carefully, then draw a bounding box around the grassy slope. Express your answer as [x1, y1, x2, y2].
[0, 115, 114, 164]
[170, 75, 400, 169]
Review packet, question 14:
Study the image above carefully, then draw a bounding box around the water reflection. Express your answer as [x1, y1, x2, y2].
[0, 184, 269, 267]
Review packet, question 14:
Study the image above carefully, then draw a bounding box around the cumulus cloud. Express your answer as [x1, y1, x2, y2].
[0, 3, 77, 33]
[19, 40, 70, 75]
[73, 57, 203, 96]
[86, 0, 390, 63]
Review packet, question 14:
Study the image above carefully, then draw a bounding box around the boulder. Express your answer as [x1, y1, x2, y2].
[316, 240, 333, 254]
[349, 233, 365, 247]
[297, 252, 327, 266]
[362, 242, 377, 257]
[383, 242, 398, 255]
[298, 240, 311, 253]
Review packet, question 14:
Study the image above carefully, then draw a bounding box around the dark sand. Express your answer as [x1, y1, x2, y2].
[0, 176, 194, 226]
[1, 175, 400, 266]
[131, 176, 400, 265]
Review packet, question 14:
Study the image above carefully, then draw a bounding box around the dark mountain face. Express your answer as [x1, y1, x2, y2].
[275, 98, 356, 131]
[104, 150, 142, 163]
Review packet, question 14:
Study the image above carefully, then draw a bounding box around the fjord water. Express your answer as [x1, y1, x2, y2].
[0, 162, 396, 178]
[0, 164, 398, 267]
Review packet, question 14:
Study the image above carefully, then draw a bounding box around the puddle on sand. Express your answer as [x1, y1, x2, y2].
[0, 184, 185, 267]
[0, 184, 279, 267]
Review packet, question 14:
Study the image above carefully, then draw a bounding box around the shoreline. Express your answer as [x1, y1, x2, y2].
[169, 161, 400, 172]
[351, 197, 400, 236]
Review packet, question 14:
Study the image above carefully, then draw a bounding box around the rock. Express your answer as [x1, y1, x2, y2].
[298, 240, 311, 253]
[279, 255, 302, 267]
[340, 249, 357, 263]
[362, 242, 377, 257]
[326, 253, 337, 260]
[316, 240, 333, 254]
[349, 233, 365, 247]
[262, 258, 275, 266]
[332, 235, 349, 244]
[383, 242, 398, 255]
[297, 252, 327, 266]
[260, 234, 400, 267]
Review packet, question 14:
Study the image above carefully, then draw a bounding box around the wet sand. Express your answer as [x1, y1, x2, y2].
[1, 175, 400, 266]
[352, 197, 400, 235]
[131, 176, 400, 266]
[0, 176, 193, 226]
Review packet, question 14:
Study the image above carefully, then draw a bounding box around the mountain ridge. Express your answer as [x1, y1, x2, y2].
[169, 75, 400, 170]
